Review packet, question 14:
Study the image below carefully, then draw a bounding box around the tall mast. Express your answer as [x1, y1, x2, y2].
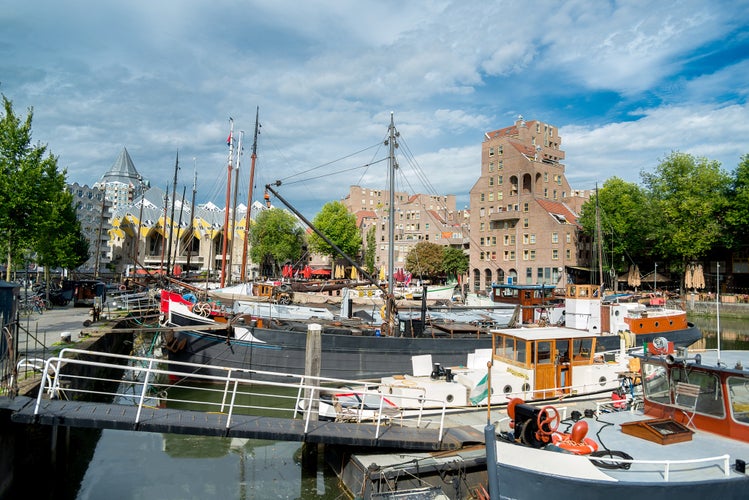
[167, 151, 179, 276]
[160, 186, 168, 272]
[595, 184, 604, 290]
[227, 130, 244, 285]
[385, 112, 399, 331]
[173, 185, 187, 272]
[241, 107, 259, 282]
[220, 118, 234, 287]
[186, 160, 197, 274]
[132, 176, 145, 272]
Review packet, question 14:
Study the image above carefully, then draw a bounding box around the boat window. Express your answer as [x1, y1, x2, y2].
[642, 362, 670, 403]
[671, 367, 725, 418]
[515, 340, 527, 365]
[495, 336, 514, 361]
[572, 338, 593, 362]
[536, 341, 552, 365]
[728, 377, 749, 424]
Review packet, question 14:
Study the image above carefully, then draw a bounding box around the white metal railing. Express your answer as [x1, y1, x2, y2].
[589, 454, 731, 482]
[29, 349, 449, 442]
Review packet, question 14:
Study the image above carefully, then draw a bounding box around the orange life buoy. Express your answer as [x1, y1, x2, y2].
[551, 420, 598, 455]
[119, 284, 126, 291]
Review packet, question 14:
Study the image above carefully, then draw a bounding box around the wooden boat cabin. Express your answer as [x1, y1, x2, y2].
[490, 283, 558, 324]
[488, 326, 628, 401]
[638, 350, 749, 442]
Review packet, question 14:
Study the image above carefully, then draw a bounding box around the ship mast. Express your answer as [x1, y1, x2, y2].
[220, 118, 234, 287]
[241, 107, 260, 282]
[186, 161, 197, 274]
[385, 112, 399, 332]
[166, 152, 179, 276]
[228, 130, 244, 285]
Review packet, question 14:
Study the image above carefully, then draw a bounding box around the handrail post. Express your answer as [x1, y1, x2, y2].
[134, 358, 155, 424]
[225, 379, 239, 430]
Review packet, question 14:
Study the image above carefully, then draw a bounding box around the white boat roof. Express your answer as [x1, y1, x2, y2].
[489, 325, 603, 341]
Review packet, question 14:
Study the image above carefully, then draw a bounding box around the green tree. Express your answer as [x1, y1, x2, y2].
[0, 95, 87, 279]
[249, 208, 305, 277]
[405, 242, 444, 280]
[442, 247, 469, 281]
[364, 225, 376, 275]
[641, 151, 730, 269]
[578, 177, 653, 272]
[307, 201, 362, 261]
[724, 154, 749, 249]
[36, 189, 90, 271]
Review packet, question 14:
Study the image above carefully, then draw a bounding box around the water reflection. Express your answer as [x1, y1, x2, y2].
[689, 315, 749, 350]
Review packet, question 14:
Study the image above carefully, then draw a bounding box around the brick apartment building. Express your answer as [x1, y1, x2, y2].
[343, 187, 469, 275]
[469, 116, 591, 292]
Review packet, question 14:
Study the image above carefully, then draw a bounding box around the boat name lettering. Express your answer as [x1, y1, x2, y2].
[506, 367, 529, 380]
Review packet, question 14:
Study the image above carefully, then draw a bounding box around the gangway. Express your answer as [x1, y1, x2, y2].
[4, 349, 485, 451]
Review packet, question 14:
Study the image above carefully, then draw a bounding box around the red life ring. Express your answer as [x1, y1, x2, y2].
[551, 420, 598, 455]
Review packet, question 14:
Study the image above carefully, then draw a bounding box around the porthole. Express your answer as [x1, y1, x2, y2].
[599, 376, 607, 386]
[654, 322, 659, 328]
[503, 385, 513, 394]
[521, 383, 531, 392]
[446, 394, 454, 403]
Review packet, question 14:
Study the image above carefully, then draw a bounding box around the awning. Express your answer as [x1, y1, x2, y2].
[310, 268, 331, 276]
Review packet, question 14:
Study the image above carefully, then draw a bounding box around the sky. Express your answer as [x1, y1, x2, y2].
[2, 0, 748, 218]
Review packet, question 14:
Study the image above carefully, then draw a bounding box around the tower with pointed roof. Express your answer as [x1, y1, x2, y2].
[94, 147, 148, 211]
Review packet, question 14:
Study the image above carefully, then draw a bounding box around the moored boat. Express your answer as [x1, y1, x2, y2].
[484, 347, 749, 499]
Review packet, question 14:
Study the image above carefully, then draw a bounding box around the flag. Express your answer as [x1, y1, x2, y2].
[226, 133, 232, 147]
[469, 373, 489, 405]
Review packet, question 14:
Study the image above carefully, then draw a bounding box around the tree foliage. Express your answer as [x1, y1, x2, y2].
[405, 242, 445, 280]
[442, 247, 469, 280]
[249, 208, 305, 277]
[578, 177, 653, 273]
[0, 95, 89, 278]
[364, 225, 376, 275]
[724, 154, 749, 249]
[641, 152, 730, 267]
[307, 201, 362, 261]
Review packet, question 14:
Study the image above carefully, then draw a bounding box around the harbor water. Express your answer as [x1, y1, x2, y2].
[5, 311, 749, 500]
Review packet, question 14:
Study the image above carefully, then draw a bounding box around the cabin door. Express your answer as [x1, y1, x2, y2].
[534, 341, 556, 399]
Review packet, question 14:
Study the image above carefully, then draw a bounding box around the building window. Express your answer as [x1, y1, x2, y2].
[544, 172, 548, 182]
[530, 234, 536, 244]
[566, 233, 571, 243]
[552, 232, 558, 243]
[566, 249, 571, 259]
[480, 208, 485, 217]
[523, 218, 529, 228]
[489, 177, 494, 186]
[523, 250, 529, 261]
[489, 147, 495, 156]
[498, 175, 503, 185]
[489, 162, 494, 172]
[498, 146, 503, 155]
[523, 233, 529, 244]
[480, 193, 485, 202]
[523, 202, 529, 212]
[537, 268, 544, 280]
[526, 267, 533, 279]
[544, 188, 548, 198]
[497, 191, 503, 200]
[530, 250, 536, 260]
[552, 249, 559, 260]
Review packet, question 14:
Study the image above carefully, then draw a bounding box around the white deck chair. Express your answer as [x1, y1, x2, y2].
[674, 382, 700, 428]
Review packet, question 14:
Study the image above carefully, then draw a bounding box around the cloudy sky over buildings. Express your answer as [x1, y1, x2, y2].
[2, 0, 748, 216]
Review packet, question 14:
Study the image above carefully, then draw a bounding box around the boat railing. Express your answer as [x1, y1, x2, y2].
[588, 454, 731, 481]
[30, 348, 449, 443]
